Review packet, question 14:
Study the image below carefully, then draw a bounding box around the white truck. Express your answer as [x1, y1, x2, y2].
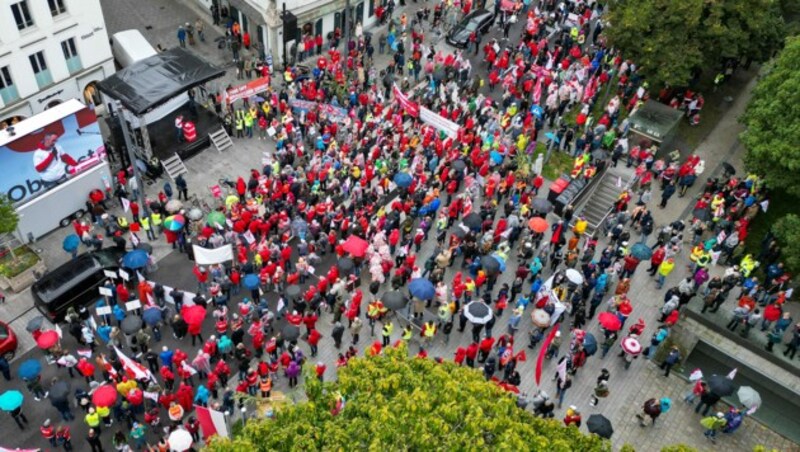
[0, 99, 111, 243]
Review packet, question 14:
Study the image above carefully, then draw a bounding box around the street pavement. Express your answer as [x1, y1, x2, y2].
[0, 0, 797, 450]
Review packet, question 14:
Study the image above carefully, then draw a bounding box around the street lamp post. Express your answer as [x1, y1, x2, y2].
[111, 101, 148, 213]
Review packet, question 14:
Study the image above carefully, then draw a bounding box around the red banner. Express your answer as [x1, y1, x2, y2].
[227, 77, 271, 103]
[535, 323, 560, 386]
[393, 84, 419, 118]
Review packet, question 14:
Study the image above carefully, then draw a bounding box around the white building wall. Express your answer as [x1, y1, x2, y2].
[0, 0, 114, 121]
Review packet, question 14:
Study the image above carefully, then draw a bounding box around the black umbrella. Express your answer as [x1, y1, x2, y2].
[452, 224, 470, 238]
[481, 255, 501, 274]
[120, 315, 143, 335]
[707, 374, 736, 397]
[463, 212, 482, 231]
[532, 198, 553, 213]
[452, 159, 467, 173]
[282, 324, 300, 341]
[49, 380, 71, 403]
[722, 162, 736, 175]
[285, 285, 301, 300]
[383, 291, 408, 311]
[26, 316, 45, 332]
[692, 207, 711, 222]
[587, 414, 613, 439]
[338, 257, 354, 275]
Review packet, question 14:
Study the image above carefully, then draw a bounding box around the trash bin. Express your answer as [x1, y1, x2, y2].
[547, 176, 570, 204]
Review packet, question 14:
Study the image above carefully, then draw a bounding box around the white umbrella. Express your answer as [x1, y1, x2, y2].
[621, 337, 642, 355]
[168, 428, 193, 452]
[464, 301, 493, 325]
[531, 309, 550, 328]
[565, 268, 584, 285]
[165, 200, 184, 213]
[737, 386, 761, 410]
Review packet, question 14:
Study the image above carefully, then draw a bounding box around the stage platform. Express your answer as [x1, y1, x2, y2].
[146, 103, 221, 162]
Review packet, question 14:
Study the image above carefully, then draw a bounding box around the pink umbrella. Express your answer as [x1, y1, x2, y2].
[621, 337, 642, 355]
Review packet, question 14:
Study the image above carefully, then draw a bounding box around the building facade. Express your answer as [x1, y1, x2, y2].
[0, 0, 114, 127]
[194, 0, 379, 64]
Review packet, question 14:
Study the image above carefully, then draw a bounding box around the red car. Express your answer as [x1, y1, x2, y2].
[0, 320, 18, 360]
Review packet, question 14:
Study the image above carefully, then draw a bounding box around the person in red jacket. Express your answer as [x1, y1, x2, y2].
[315, 362, 326, 381]
[160, 365, 175, 391]
[307, 328, 322, 357]
[465, 342, 479, 367]
[214, 360, 230, 386]
[40, 419, 56, 447]
[478, 336, 495, 363]
[454, 347, 467, 366]
[77, 358, 95, 383]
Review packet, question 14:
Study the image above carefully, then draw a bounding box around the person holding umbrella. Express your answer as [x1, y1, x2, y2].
[701, 412, 728, 443]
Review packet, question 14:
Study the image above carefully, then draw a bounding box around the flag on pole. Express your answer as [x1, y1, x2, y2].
[114, 346, 154, 382]
[726, 368, 738, 380]
[77, 348, 93, 358]
[121, 197, 131, 213]
[194, 405, 229, 439]
[55, 323, 63, 339]
[556, 355, 568, 383]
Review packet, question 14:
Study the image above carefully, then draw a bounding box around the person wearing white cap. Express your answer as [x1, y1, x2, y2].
[700, 412, 727, 443]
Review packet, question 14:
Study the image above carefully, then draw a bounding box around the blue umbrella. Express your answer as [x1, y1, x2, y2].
[18, 359, 42, 380]
[490, 151, 504, 165]
[630, 243, 653, 260]
[530, 105, 544, 119]
[490, 254, 507, 272]
[583, 332, 598, 356]
[393, 172, 413, 188]
[408, 278, 435, 300]
[545, 132, 560, 143]
[0, 390, 24, 411]
[142, 307, 162, 326]
[243, 274, 260, 290]
[122, 249, 149, 269]
[62, 234, 80, 252]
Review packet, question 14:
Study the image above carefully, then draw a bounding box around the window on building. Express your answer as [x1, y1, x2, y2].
[61, 38, 81, 74]
[29, 51, 53, 88]
[369, 0, 375, 17]
[11, 1, 34, 31]
[0, 67, 19, 104]
[48, 0, 67, 16]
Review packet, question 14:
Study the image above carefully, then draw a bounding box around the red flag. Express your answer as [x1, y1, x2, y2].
[195, 405, 229, 439]
[515, 350, 527, 362]
[535, 323, 560, 386]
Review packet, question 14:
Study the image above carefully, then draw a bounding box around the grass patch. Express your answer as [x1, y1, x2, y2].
[533, 142, 574, 180]
[0, 245, 40, 278]
[742, 187, 800, 274]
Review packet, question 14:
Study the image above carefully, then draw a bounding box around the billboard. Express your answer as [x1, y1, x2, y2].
[0, 101, 106, 205]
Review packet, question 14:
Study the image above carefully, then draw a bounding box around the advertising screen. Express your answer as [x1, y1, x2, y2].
[0, 103, 106, 204]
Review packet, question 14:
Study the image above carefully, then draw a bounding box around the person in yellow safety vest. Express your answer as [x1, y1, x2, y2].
[740, 254, 758, 278]
[140, 215, 155, 241]
[381, 321, 393, 346]
[259, 375, 272, 398]
[284, 68, 293, 83]
[96, 405, 111, 426]
[401, 325, 413, 341]
[583, 165, 597, 179]
[695, 251, 711, 269]
[116, 216, 129, 230]
[234, 111, 245, 138]
[421, 321, 436, 345]
[150, 212, 162, 235]
[244, 111, 254, 138]
[656, 258, 675, 289]
[710, 193, 725, 211]
[689, 244, 704, 264]
[573, 217, 588, 236]
[84, 408, 101, 431]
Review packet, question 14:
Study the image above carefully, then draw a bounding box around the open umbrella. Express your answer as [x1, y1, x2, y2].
[565, 268, 584, 285]
[168, 428, 193, 452]
[187, 208, 204, 221]
[243, 274, 260, 290]
[122, 249, 149, 269]
[737, 386, 761, 410]
[692, 208, 711, 222]
[342, 235, 369, 258]
[587, 414, 613, 439]
[531, 309, 550, 328]
[531, 198, 553, 213]
[18, 359, 41, 380]
[393, 172, 413, 188]
[26, 316, 44, 333]
[707, 374, 736, 397]
[282, 324, 300, 341]
[598, 312, 622, 332]
[49, 380, 70, 402]
[621, 336, 642, 355]
[36, 330, 59, 349]
[617, 300, 633, 316]
[544, 131, 560, 143]
[206, 211, 226, 228]
[181, 305, 207, 326]
[337, 257, 355, 275]
[0, 390, 24, 412]
[285, 285, 301, 300]
[464, 301, 493, 324]
[165, 200, 184, 213]
[462, 212, 483, 231]
[482, 255, 502, 274]
[62, 234, 80, 252]
[583, 332, 598, 356]
[383, 291, 408, 311]
[164, 215, 186, 231]
[528, 217, 549, 233]
[408, 278, 435, 300]
[722, 162, 736, 175]
[142, 307, 162, 326]
[630, 243, 653, 260]
[92, 384, 118, 408]
[452, 224, 470, 238]
[452, 159, 466, 173]
[121, 315, 143, 335]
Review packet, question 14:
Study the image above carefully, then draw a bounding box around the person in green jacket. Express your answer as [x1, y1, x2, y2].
[701, 412, 727, 443]
[244, 111, 254, 138]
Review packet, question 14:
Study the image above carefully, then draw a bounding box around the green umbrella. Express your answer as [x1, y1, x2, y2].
[207, 211, 226, 227]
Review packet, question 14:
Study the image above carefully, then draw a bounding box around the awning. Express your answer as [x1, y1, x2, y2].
[96, 48, 225, 115]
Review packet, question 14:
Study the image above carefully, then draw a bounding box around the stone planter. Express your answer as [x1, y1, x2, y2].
[0, 258, 46, 293]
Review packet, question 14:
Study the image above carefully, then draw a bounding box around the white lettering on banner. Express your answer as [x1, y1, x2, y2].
[227, 77, 271, 103]
[192, 244, 234, 265]
[145, 281, 197, 307]
[420, 107, 460, 138]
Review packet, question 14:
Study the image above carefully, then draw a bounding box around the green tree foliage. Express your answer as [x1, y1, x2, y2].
[772, 214, 800, 272]
[205, 346, 609, 451]
[0, 195, 19, 236]
[740, 36, 800, 196]
[604, 0, 784, 87]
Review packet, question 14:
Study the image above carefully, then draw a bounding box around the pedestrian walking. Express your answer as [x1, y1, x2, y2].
[660, 346, 681, 377]
[177, 25, 187, 48]
[701, 412, 727, 444]
[589, 368, 610, 406]
[86, 428, 103, 452]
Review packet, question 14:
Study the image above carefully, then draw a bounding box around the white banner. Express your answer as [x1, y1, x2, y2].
[420, 107, 460, 138]
[192, 244, 234, 265]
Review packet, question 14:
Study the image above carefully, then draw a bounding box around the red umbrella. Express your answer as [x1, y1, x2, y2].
[36, 330, 59, 349]
[342, 235, 369, 258]
[181, 305, 207, 326]
[763, 304, 781, 322]
[528, 217, 548, 233]
[598, 312, 622, 332]
[535, 323, 560, 385]
[617, 300, 633, 316]
[92, 384, 118, 407]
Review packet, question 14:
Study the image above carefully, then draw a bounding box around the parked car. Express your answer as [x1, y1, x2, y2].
[447, 9, 496, 48]
[0, 320, 18, 360]
[31, 249, 125, 322]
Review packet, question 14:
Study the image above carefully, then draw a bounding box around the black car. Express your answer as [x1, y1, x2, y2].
[447, 9, 496, 48]
[31, 248, 125, 322]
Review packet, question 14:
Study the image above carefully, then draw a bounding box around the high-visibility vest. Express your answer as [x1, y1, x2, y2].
[140, 217, 151, 230]
[117, 216, 129, 228]
[382, 323, 393, 337]
[151, 213, 162, 226]
[259, 377, 272, 393]
[85, 412, 100, 427]
[402, 328, 412, 340]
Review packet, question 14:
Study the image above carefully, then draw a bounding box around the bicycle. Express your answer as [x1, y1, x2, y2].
[189, 193, 212, 212]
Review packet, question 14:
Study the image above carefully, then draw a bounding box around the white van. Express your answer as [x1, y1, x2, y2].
[111, 30, 157, 68]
